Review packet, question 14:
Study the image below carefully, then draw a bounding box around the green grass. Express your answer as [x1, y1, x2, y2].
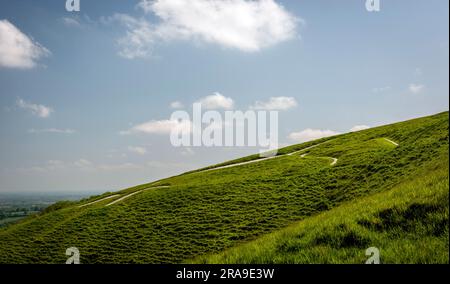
[192, 158, 449, 264]
[0, 111, 448, 264]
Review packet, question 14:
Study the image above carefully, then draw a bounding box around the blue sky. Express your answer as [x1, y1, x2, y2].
[0, 0, 448, 193]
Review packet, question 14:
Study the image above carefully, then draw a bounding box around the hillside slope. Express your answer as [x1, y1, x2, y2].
[194, 158, 449, 264]
[0, 112, 448, 264]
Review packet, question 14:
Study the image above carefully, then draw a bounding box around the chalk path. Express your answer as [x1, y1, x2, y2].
[104, 186, 170, 207]
[78, 195, 120, 208]
[200, 141, 330, 173]
[384, 138, 399, 146]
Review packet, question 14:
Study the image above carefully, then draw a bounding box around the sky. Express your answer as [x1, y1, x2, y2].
[0, 0, 448, 193]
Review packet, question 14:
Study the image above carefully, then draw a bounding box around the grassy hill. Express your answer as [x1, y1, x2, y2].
[194, 158, 449, 264]
[0, 112, 448, 264]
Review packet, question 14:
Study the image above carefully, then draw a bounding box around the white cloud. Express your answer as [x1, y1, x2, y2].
[128, 146, 148, 155]
[288, 129, 340, 143]
[115, 0, 299, 58]
[170, 101, 184, 109]
[350, 125, 370, 132]
[250, 96, 297, 110]
[196, 92, 234, 110]
[17, 98, 53, 118]
[409, 83, 425, 94]
[0, 19, 50, 69]
[121, 119, 192, 135]
[62, 17, 81, 28]
[28, 128, 76, 134]
[109, 14, 155, 59]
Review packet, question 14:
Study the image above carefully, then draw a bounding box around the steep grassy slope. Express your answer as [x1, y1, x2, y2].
[194, 158, 449, 264]
[0, 112, 448, 264]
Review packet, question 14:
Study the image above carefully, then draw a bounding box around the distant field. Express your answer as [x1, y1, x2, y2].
[0, 193, 89, 228]
[0, 112, 448, 264]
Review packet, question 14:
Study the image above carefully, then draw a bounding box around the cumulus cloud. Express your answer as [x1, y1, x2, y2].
[0, 19, 50, 69]
[409, 83, 425, 94]
[350, 125, 370, 132]
[28, 128, 76, 134]
[196, 92, 234, 110]
[108, 14, 155, 59]
[121, 92, 233, 136]
[170, 101, 184, 109]
[250, 96, 297, 110]
[17, 98, 53, 118]
[288, 129, 340, 143]
[121, 119, 192, 135]
[114, 0, 299, 58]
[128, 146, 148, 155]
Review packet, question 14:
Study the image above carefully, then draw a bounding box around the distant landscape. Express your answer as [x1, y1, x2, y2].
[0, 193, 92, 228]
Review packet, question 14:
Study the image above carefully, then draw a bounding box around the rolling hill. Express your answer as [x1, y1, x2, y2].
[0, 111, 448, 264]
